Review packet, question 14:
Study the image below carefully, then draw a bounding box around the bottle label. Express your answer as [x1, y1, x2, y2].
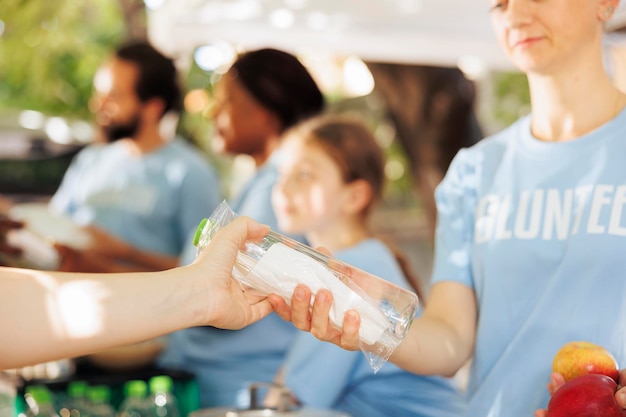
[245, 242, 388, 345]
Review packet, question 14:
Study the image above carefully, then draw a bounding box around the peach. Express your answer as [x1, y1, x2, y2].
[552, 341, 620, 383]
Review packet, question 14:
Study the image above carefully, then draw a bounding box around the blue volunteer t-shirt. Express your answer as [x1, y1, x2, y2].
[432, 110, 626, 417]
[49, 138, 222, 256]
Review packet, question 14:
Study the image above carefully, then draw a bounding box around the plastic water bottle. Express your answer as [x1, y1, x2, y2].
[148, 376, 179, 417]
[85, 385, 115, 417]
[23, 386, 59, 417]
[118, 380, 150, 417]
[58, 381, 89, 417]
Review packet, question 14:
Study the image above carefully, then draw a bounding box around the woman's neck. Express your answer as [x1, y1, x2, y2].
[527, 64, 624, 142]
[305, 218, 371, 253]
[252, 134, 281, 167]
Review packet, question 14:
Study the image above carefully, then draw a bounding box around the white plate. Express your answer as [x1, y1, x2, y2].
[9, 203, 92, 249]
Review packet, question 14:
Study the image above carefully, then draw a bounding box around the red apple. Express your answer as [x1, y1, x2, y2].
[547, 374, 626, 417]
[552, 341, 620, 383]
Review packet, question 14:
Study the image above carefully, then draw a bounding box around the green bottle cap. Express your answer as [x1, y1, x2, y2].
[26, 386, 53, 405]
[68, 381, 88, 398]
[149, 375, 173, 394]
[87, 385, 110, 403]
[193, 218, 209, 246]
[124, 380, 147, 398]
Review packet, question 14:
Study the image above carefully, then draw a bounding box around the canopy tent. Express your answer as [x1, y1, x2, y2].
[146, 0, 626, 71]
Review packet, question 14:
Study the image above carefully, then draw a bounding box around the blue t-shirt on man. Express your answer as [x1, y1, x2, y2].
[50, 138, 222, 256]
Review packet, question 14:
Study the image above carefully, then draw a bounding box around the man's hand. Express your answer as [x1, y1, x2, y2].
[0, 217, 24, 258]
[55, 244, 114, 272]
[81, 225, 133, 259]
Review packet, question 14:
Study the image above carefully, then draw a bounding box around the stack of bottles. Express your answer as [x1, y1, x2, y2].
[23, 386, 59, 417]
[18, 376, 181, 417]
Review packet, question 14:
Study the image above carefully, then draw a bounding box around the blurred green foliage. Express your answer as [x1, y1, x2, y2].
[491, 71, 531, 126]
[0, 2, 530, 205]
[0, 0, 127, 119]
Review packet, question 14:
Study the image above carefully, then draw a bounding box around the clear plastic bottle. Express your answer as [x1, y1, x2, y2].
[148, 376, 179, 417]
[118, 380, 150, 417]
[85, 385, 115, 417]
[23, 386, 60, 417]
[58, 381, 89, 417]
[193, 201, 420, 371]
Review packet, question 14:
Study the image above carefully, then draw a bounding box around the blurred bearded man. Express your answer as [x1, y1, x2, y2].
[47, 41, 222, 272]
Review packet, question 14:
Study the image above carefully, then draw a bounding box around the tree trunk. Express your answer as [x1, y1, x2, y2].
[366, 63, 483, 241]
[117, 0, 147, 40]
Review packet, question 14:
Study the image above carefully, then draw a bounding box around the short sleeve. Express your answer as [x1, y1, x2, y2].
[430, 148, 477, 289]
[175, 162, 223, 252]
[48, 146, 95, 215]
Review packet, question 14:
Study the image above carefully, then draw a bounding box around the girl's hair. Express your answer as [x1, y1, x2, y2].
[285, 114, 425, 300]
[285, 114, 385, 215]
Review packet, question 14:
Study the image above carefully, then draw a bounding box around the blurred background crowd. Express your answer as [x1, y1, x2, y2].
[3, 1, 626, 416]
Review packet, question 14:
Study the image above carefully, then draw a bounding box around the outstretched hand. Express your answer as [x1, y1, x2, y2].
[268, 284, 361, 351]
[191, 216, 274, 330]
[534, 370, 626, 417]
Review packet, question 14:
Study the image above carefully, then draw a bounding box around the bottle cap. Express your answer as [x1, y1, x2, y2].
[88, 385, 110, 403]
[68, 381, 88, 398]
[124, 380, 147, 398]
[193, 218, 208, 246]
[149, 375, 174, 394]
[26, 386, 53, 405]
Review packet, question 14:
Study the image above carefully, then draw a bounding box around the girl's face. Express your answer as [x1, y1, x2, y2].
[272, 138, 354, 235]
[209, 72, 279, 156]
[489, 0, 609, 74]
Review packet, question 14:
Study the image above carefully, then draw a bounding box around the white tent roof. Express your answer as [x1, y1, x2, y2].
[147, 0, 626, 70]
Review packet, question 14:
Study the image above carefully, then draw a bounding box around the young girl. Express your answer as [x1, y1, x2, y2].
[270, 114, 464, 417]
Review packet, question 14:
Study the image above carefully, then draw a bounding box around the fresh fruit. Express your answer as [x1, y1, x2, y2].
[546, 373, 626, 417]
[552, 341, 620, 383]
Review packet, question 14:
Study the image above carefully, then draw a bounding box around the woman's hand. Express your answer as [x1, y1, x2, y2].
[618, 369, 626, 408]
[0, 217, 24, 258]
[268, 284, 361, 351]
[534, 369, 626, 417]
[191, 216, 274, 330]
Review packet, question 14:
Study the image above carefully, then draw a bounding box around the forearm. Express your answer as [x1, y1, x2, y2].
[390, 315, 474, 376]
[390, 281, 476, 377]
[0, 265, 203, 370]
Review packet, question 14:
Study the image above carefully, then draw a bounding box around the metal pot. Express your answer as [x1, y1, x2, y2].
[190, 383, 351, 417]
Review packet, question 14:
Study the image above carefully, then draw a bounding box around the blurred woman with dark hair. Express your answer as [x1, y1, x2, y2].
[159, 48, 325, 408]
